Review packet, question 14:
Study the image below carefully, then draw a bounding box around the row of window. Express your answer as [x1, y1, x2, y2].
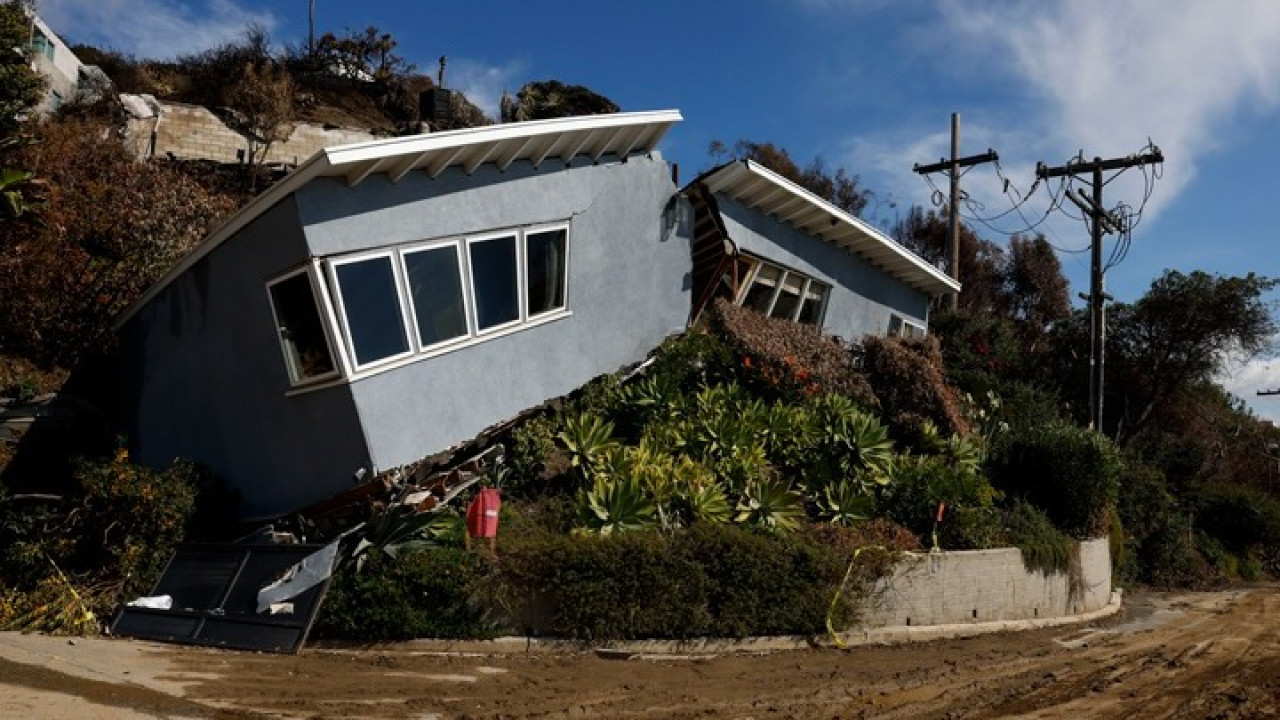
[268, 224, 570, 386]
[735, 256, 830, 327]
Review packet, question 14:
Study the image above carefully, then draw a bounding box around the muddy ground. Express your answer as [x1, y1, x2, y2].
[3, 586, 1280, 718]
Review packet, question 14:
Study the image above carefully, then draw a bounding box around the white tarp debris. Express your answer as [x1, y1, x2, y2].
[256, 540, 339, 614]
[126, 595, 173, 609]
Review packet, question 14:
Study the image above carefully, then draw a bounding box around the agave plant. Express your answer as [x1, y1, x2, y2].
[557, 411, 620, 477]
[351, 504, 454, 570]
[581, 475, 656, 535]
[734, 477, 805, 531]
[819, 477, 875, 526]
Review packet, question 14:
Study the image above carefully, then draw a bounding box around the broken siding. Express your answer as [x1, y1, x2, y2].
[714, 196, 930, 342]
[116, 197, 372, 517]
[294, 153, 691, 475]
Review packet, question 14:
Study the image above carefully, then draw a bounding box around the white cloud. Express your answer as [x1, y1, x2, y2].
[1220, 352, 1280, 422]
[443, 58, 526, 121]
[36, 0, 278, 59]
[839, 1, 1280, 243]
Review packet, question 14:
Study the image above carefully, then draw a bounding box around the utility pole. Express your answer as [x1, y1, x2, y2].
[1036, 148, 1164, 432]
[914, 113, 998, 309]
[308, 0, 316, 56]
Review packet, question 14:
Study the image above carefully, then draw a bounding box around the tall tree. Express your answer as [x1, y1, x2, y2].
[0, 0, 46, 132]
[1104, 270, 1277, 443]
[1005, 233, 1070, 335]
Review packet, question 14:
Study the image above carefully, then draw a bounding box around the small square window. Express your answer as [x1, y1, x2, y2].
[268, 272, 337, 385]
[469, 235, 520, 331]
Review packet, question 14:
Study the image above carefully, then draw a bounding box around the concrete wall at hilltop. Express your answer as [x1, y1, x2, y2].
[123, 97, 379, 166]
[860, 537, 1112, 627]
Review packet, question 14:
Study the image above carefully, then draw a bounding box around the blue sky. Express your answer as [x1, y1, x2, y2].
[34, 0, 1280, 418]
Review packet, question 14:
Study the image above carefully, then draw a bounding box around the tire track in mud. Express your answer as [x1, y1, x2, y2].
[165, 586, 1280, 719]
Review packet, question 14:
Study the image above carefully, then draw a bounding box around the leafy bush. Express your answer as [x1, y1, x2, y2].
[1004, 502, 1074, 575]
[491, 523, 871, 641]
[876, 454, 999, 545]
[988, 421, 1120, 538]
[0, 450, 202, 627]
[1193, 483, 1280, 556]
[316, 547, 498, 642]
[711, 299, 876, 407]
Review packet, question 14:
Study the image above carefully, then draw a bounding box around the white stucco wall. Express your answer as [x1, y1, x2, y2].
[859, 537, 1112, 627]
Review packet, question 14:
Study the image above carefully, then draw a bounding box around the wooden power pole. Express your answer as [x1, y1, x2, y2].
[914, 113, 998, 309]
[1036, 148, 1164, 432]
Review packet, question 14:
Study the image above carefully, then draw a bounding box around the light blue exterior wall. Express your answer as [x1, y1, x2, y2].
[716, 196, 931, 341]
[295, 153, 691, 478]
[117, 198, 372, 517]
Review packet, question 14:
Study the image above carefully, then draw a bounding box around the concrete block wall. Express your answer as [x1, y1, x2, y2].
[127, 100, 378, 165]
[859, 537, 1111, 627]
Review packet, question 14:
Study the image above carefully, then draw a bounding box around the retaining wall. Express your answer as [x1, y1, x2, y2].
[124, 98, 379, 166]
[860, 537, 1112, 627]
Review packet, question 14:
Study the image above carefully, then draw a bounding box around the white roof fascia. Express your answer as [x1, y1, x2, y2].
[115, 110, 683, 329]
[698, 159, 960, 296]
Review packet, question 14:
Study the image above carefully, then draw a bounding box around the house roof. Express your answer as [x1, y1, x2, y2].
[116, 110, 684, 328]
[689, 159, 960, 296]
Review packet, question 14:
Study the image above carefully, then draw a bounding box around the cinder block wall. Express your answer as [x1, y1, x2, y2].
[128, 101, 379, 165]
[860, 537, 1111, 627]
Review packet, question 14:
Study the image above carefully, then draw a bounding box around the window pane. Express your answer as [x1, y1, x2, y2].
[771, 273, 804, 321]
[742, 265, 781, 314]
[269, 273, 335, 383]
[404, 246, 468, 347]
[335, 256, 409, 366]
[470, 235, 519, 330]
[526, 229, 567, 316]
[797, 283, 827, 326]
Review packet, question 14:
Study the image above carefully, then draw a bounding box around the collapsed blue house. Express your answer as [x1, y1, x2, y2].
[114, 110, 957, 517]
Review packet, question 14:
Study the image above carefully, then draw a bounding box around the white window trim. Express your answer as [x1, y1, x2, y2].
[889, 314, 926, 338]
[265, 266, 342, 388]
[466, 230, 525, 337]
[523, 222, 572, 321]
[326, 250, 416, 373]
[736, 255, 830, 327]
[399, 239, 473, 354]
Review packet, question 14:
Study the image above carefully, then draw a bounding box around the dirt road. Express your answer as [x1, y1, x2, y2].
[3, 586, 1280, 718]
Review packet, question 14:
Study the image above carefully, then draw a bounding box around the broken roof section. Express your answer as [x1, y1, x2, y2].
[116, 109, 684, 327]
[691, 159, 960, 297]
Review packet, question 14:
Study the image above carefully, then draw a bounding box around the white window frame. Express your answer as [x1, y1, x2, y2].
[326, 249, 416, 372]
[286, 221, 574, 392]
[888, 314, 926, 338]
[399, 239, 472, 353]
[265, 266, 342, 388]
[736, 256, 829, 328]
[523, 222, 572, 321]
[465, 230, 525, 336]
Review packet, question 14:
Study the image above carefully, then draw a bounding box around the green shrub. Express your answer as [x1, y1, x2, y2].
[491, 523, 860, 641]
[492, 530, 710, 640]
[504, 413, 558, 496]
[941, 506, 1006, 550]
[989, 421, 1120, 538]
[1193, 483, 1280, 556]
[876, 454, 999, 545]
[316, 547, 499, 642]
[1004, 502, 1074, 575]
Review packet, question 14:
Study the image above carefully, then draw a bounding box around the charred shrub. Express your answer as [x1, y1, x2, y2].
[861, 335, 968, 439]
[711, 299, 876, 407]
